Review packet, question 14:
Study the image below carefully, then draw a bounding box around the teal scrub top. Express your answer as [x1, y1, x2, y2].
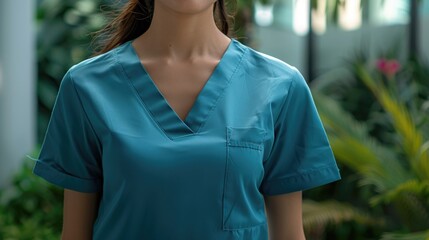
[33, 38, 341, 240]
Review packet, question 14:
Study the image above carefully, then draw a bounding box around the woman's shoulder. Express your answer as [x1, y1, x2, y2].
[235, 40, 312, 122]
[236, 40, 304, 87]
[236, 40, 306, 93]
[67, 42, 128, 79]
[59, 42, 130, 95]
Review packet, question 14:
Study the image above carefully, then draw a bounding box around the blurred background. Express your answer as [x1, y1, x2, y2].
[1, 0, 429, 239]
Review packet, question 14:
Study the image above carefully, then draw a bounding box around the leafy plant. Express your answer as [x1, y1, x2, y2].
[0, 149, 62, 240]
[302, 199, 383, 239]
[311, 53, 429, 239]
[36, 0, 114, 142]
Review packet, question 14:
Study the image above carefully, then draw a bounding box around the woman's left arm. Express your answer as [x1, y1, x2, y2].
[264, 191, 306, 240]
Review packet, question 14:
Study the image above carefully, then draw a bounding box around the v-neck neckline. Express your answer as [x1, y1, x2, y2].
[116, 38, 247, 139]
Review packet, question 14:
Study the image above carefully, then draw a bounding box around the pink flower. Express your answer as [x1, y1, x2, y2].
[376, 58, 401, 78]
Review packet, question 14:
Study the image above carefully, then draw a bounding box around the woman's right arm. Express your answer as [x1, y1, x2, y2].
[62, 189, 100, 240]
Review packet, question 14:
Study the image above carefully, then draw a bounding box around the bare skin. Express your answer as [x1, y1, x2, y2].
[131, 0, 231, 122]
[62, 0, 306, 239]
[62, 189, 99, 240]
[265, 191, 306, 240]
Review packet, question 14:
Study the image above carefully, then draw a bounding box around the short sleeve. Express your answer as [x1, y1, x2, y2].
[260, 69, 341, 195]
[32, 69, 102, 193]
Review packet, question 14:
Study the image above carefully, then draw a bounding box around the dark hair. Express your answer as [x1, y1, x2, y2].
[93, 0, 234, 55]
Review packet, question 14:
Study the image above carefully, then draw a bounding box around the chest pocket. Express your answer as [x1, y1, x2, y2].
[223, 126, 268, 230]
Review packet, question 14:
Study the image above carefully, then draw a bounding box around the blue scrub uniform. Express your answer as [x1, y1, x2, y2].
[33, 38, 341, 239]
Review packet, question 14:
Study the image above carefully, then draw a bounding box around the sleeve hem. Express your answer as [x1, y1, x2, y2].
[33, 160, 101, 193]
[260, 164, 341, 196]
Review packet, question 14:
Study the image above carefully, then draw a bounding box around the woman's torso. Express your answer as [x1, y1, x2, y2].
[69, 38, 295, 239]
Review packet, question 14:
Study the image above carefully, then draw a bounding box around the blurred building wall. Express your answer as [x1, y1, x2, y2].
[253, 18, 429, 81]
[316, 24, 409, 72]
[252, 26, 306, 73]
[0, 0, 36, 188]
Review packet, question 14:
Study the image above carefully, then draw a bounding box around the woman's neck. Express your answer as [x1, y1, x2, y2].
[133, 1, 230, 61]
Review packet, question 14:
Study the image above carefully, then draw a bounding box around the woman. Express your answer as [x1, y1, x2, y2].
[33, 0, 341, 239]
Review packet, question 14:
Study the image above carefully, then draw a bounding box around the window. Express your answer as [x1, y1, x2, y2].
[254, 0, 412, 34]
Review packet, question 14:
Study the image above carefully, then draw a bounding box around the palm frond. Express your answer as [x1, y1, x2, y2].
[371, 180, 429, 204]
[381, 229, 429, 240]
[355, 64, 429, 181]
[302, 199, 382, 233]
[371, 180, 429, 229]
[313, 91, 413, 192]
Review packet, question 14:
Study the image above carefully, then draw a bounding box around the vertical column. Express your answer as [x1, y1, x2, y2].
[420, 0, 429, 59]
[409, 0, 419, 60]
[307, 0, 315, 82]
[0, 0, 36, 188]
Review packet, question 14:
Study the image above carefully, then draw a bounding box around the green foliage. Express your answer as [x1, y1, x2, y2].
[36, 0, 113, 143]
[381, 230, 429, 240]
[312, 51, 429, 238]
[303, 199, 383, 239]
[0, 150, 62, 239]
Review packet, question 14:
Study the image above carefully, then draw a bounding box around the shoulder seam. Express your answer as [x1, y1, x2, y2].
[273, 71, 298, 127]
[69, 47, 116, 73]
[67, 71, 103, 151]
